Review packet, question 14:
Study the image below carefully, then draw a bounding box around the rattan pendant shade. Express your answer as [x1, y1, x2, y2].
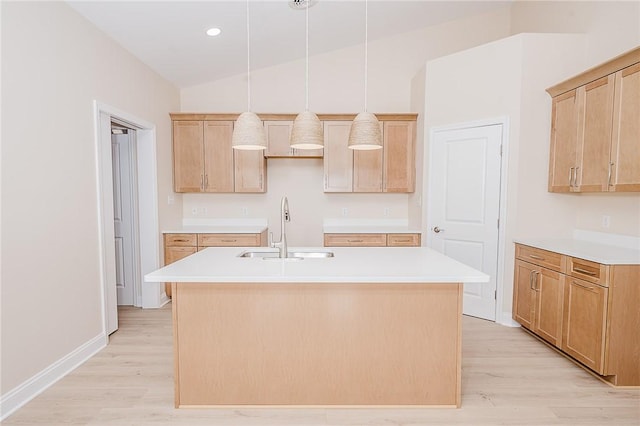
[290, 0, 323, 150]
[348, 112, 382, 150]
[348, 0, 382, 150]
[232, 0, 267, 150]
[232, 111, 267, 150]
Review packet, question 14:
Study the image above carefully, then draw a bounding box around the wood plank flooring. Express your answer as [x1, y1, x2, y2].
[3, 305, 639, 425]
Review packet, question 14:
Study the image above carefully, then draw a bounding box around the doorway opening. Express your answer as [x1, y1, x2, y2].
[94, 101, 165, 337]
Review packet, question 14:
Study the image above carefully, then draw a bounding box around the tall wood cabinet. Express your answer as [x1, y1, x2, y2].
[171, 116, 266, 193]
[547, 47, 640, 193]
[264, 121, 323, 157]
[513, 243, 640, 386]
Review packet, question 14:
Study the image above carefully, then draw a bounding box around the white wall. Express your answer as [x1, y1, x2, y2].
[1, 0, 179, 400]
[180, 7, 512, 244]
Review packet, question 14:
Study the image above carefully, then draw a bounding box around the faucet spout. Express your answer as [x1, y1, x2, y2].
[270, 196, 290, 258]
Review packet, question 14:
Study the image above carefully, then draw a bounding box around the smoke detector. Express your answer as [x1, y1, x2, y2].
[289, 0, 318, 10]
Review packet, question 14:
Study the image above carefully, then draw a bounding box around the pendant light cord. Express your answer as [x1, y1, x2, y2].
[305, 0, 309, 111]
[364, 0, 368, 112]
[246, 0, 251, 111]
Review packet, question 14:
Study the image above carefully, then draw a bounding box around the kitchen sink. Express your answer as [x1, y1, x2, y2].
[237, 250, 334, 259]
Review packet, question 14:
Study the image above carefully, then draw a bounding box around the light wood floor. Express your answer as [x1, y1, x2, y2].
[4, 305, 639, 425]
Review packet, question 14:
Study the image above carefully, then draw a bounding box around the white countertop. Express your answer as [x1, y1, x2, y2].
[144, 246, 489, 284]
[162, 225, 267, 234]
[323, 226, 421, 234]
[514, 237, 640, 265]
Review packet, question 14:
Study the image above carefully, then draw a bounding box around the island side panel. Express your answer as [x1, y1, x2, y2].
[173, 282, 463, 407]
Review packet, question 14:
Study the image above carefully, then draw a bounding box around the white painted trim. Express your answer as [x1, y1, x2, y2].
[93, 101, 163, 331]
[0, 333, 106, 421]
[498, 314, 521, 328]
[427, 116, 510, 324]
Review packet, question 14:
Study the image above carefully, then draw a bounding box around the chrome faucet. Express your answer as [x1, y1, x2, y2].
[269, 196, 290, 258]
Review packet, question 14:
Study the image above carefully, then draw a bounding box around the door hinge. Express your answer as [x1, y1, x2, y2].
[497, 218, 500, 229]
[499, 144, 503, 156]
[494, 290, 497, 300]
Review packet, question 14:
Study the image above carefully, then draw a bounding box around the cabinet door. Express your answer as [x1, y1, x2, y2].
[323, 121, 353, 192]
[548, 90, 579, 193]
[513, 260, 536, 330]
[533, 267, 564, 347]
[353, 149, 383, 192]
[383, 121, 415, 192]
[234, 150, 266, 193]
[173, 121, 204, 192]
[164, 246, 197, 297]
[562, 278, 608, 373]
[575, 75, 615, 192]
[264, 121, 323, 157]
[203, 121, 234, 192]
[610, 63, 640, 191]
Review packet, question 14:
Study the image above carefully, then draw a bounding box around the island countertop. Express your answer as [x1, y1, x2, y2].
[144, 246, 489, 284]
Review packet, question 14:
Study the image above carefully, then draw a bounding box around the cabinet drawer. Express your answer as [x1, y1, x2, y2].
[515, 244, 563, 272]
[198, 233, 262, 247]
[324, 233, 387, 247]
[387, 233, 421, 247]
[567, 257, 609, 286]
[164, 233, 197, 247]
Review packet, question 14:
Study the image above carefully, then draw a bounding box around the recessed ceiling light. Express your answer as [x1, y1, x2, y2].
[206, 28, 221, 37]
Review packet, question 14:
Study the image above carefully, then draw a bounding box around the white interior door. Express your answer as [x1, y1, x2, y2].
[428, 124, 503, 321]
[111, 129, 137, 306]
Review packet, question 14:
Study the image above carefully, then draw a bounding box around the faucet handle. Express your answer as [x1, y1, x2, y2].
[268, 232, 274, 247]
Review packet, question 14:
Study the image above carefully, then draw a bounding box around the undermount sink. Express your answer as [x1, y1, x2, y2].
[238, 250, 334, 259]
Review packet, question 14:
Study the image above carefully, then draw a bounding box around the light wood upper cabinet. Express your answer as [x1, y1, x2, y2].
[610, 63, 640, 191]
[203, 121, 234, 192]
[547, 47, 640, 193]
[383, 121, 415, 193]
[173, 121, 205, 192]
[323, 119, 415, 193]
[172, 119, 266, 193]
[323, 121, 353, 192]
[264, 121, 323, 157]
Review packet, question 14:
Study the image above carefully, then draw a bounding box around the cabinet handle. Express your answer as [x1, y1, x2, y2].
[569, 167, 574, 187]
[221, 239, 237, 243]
[573, 267, 597, 276]
[529, 270, 535, 290]
[608, 162, 614, 187]
[572, 280, 596, 291]
[200, 174, 204, 190]
[173, 239, 188, 242]
[574, 167, 580, 187]
[534, 271, 540, 291]
[205, 174, 209, 188]
[529, 254, 545, 261]
[348, 239, 364, 243]
[395, 239, 411, 242]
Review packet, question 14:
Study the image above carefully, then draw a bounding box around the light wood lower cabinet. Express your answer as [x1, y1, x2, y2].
[324, 233, 421, 247]
[513, 243, 640, 386]
[164, 231, 267, 297]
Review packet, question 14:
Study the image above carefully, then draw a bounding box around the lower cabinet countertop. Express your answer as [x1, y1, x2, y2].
[162, 225, 268, 234]
[513, 237, 640, 265]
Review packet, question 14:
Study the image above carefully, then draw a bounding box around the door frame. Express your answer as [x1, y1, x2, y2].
[427, 117, 511, 326]
[93, 101, 165, 336]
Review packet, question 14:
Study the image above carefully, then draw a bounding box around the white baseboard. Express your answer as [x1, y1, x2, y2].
[0, 333, 107, 421]
[497, 311, 521, 328]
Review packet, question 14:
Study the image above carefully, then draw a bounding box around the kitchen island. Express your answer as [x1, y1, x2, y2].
[144, 246, 488, 408]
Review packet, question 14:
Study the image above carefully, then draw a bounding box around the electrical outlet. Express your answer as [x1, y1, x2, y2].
[167, 195, 175, 205]
[602, 215, 611, 228]
[241, 207, 249, 217]
[341, 207, 349, 217]
[383, 207, 390, 217]
[199, 207, 208, 215]
[191, 207, 198, 216]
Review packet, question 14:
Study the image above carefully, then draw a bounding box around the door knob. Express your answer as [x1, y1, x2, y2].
[433, 226, 444, 233]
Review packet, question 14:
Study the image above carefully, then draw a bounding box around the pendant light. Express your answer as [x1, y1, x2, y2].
[290, 0, 323, 150]
[348, 0, 382, 150]
[232, 0, 267, 150]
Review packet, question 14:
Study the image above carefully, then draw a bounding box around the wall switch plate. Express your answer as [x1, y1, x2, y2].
[191, 207, 198, 216]
[241, 207, 249, 217]
[383, 208, 390, 217]
[341, 207, 349, 217]
[167, 195, 175, 205]
[602, 215, 611, 228]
